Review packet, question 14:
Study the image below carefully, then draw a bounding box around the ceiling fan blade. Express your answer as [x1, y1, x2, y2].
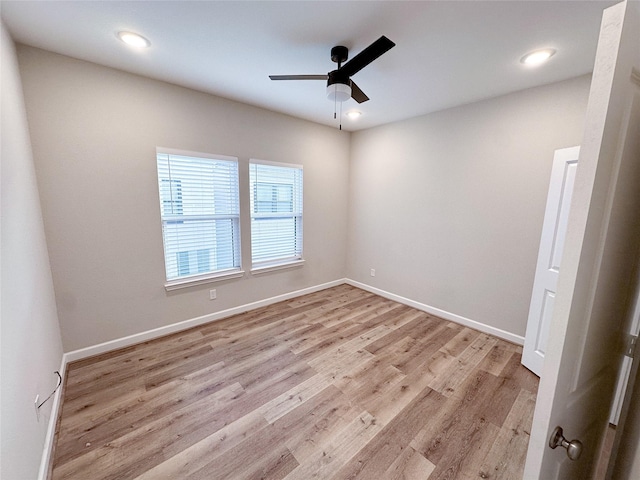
[269, 74, 328, 81]
[350, 81, 369, 103]
[339, 36, 395, 77]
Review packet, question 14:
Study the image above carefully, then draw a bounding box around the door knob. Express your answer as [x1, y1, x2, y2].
[549, 426, 583, 461]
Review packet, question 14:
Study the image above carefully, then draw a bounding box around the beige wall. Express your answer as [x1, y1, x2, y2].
[346, 75, 592, 337]
[16, 44, 593, 351]
[8, 38, 601, 477]
[17, 45, 350, 352]
[1, 25, 64, 479]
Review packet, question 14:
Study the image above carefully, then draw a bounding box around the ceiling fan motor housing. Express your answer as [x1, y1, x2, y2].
[327, 69, 350, 87]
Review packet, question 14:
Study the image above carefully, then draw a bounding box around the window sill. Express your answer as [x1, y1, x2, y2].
[164, 269, 245, 291]
[250, 259, 305, 276]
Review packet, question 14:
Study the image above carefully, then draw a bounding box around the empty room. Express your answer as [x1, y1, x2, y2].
[3, 1, 640, 479]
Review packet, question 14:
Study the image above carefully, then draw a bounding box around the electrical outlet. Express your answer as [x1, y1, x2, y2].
[34, 394, 40, 422]
[209, 289, 217, 300]
[370, 269, 376, 277]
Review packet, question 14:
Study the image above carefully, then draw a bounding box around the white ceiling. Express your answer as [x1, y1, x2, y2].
[1, 1, 616, 131]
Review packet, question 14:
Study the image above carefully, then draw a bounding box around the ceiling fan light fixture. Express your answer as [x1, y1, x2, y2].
[327, 83, 351, 102]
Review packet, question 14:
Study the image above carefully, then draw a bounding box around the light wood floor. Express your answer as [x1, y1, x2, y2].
[50, 284, 538, 479]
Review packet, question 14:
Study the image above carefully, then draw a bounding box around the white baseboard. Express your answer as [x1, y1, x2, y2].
[64, 278, 346, 363]
[345, 279, 525, 346]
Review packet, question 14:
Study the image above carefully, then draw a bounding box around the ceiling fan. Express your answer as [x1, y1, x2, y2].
[269, 35, 396, 105]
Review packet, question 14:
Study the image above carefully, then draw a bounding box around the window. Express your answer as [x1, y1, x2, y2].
[160, 179, 183, 217]
[249, 161, 303, 270]
[157, 149, 241, 288]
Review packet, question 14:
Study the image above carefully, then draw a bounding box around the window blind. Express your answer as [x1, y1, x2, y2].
[157, 151, 240, 282]
[249, 161, 303, 268]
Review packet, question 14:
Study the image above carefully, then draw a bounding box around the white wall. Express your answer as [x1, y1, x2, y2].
[0, 24, 64, 479]
[16, 45, 350, 352]
[347, 75, 591, 337]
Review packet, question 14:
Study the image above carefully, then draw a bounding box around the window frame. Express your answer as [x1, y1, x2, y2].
[156, 147, 244, 291]
[249, 159, 304, 274]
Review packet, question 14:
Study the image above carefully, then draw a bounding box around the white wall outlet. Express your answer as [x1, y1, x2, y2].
[370, 269, 376, 277]
[209, 289, 217, 300]
[34, 394, 40, 422]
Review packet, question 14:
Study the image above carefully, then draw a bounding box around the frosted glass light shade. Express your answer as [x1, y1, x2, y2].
[327, 83, 351, 102]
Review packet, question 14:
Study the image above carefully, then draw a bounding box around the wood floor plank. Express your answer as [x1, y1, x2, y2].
[439, 327, 481, 357]
[64, 340, 215, 401]
[366, 358, 442, 426]
[334, 387, 446, 479]
[477, 343, 516, 376]
[500, 351, 539, 393]
[53, 382, 247, 480]
[364, 313, 439, 355]
[384, 447, 436, 480]
[285, 403, 362, 466]
[478, 388, 537, 480]
[303, 293, 387, 325]
[282, 410, 382, 480]
[258, 373, 332, 423]
[306, 324, 392, 368]
[428, 333, 498, 396]
[54, 360, 235, 467]
[271, 385, 361, 465]
[132, 410, 269, 480]
[385, 447, 436, 480]
[50, 285, 538, 480]
[65, 328, 206, 374]
[461, 370, 518, 428]
[348, 363, 407, 413]
[61, 359, 226, 432]
[320, 297, 398, 329]
[188, 435, 298, 480]
[416, 411, 501, 480]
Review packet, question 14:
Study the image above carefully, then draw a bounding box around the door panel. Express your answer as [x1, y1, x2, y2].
[549, 161, 577, 272]
[524, 1, 640, 479]
[537, 290, 555, 357]
[522, 147, 579, 375]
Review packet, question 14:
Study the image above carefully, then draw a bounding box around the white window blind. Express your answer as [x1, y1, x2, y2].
[249, 161, 303, 268]
[157, 150, 241, 283]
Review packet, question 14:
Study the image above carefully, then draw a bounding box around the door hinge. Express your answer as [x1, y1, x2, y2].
[625, 334, 638, 358]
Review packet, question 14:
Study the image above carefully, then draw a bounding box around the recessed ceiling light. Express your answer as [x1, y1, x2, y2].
[520, 48, 556, 66]
[346, 111, 362, 119]
[117, 31, 151, 49]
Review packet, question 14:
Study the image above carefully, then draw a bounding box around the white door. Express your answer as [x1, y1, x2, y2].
[522, 146, 579, 376]
[524, 1, 640, 479]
